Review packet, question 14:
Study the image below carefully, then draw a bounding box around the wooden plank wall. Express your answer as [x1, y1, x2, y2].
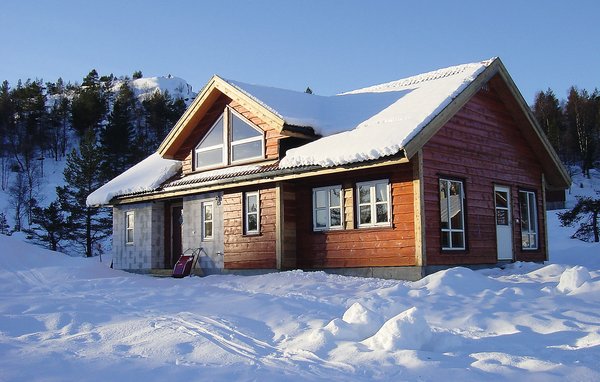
[422, 85, 546, 265]
[293, 165, 415, 268]
[222, 187, 277, 269]
[281, 183, 298, 269]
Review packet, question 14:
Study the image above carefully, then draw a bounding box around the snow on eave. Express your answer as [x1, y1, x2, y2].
[86, 154, 181, 206]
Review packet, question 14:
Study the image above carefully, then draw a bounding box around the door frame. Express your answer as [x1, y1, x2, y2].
[494, 184, 514, 261]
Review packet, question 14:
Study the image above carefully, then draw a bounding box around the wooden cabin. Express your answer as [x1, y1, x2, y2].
[88, 58, 570, 280]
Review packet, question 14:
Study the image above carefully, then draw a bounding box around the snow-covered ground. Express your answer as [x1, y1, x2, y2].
[1, 169, 599, 381]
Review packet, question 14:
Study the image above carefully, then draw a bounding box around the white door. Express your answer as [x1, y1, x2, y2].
[494, 185, 513, 261]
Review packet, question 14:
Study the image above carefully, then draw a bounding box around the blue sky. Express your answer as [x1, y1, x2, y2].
[2, 0, 599, 103]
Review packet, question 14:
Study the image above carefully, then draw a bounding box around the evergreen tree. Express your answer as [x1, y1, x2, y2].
[29, 200, 70, 251]
[532, 88, 565, 158]
[8, 79, 46, 223]
[0, 80, 13, 190]
[132, 70, 143, 79]
[565, 87, 599, 177]
[71, 69, 107, 137]
[559, 195, 600, 242]
[57, 129, 111, 257]
[46, 78, 71, 160]
[100, 81, 136, 180]
[0, 212, 9, 235]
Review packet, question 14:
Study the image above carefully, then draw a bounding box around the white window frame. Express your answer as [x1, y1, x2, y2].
[519, 190, 538, 250]
[356, 179, 391, 228]
[194, 114, 226, 171]
[439, 178, 466, 250]
[194, 107, 265, 171]
[244, 191, 260, 235]
[125, 211, 134, 245]
[229, 109, 265, 164]
[201, 202, 214, 241]
[312, 185, 344, 231]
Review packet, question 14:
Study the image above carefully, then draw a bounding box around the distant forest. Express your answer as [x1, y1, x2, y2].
[532, 87, 600, 177]
[0, 69, 599, 254]
[0, 69, 188, 256]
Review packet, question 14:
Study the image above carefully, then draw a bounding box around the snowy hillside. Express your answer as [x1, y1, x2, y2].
[128, 75, 195, 104]
[0, 170, 599, 381]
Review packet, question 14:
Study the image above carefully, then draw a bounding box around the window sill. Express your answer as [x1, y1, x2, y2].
[441, 248, 469, 254]
[313, 227, 344, 233]
[356, 223, 392, 230]
[243, 232, 261, 237]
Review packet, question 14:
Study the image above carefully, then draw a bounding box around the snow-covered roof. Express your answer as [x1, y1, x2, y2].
[88, 59, 496, 205]
[86, 154, 181, 206]
[257, 59, 492, 168]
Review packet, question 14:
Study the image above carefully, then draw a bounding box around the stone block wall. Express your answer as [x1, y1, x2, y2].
[183, 192, 224, 274]
[112, 203, 164, 271]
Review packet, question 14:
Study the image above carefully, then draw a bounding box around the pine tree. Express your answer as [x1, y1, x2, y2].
[29, 200, 70, 251]
[100, 81, 136, 180]
[46, 78, 71, 160]
[57, 129, 111, 257]
[559, 195, 600, 242]
[565, 87, 599, 177]
[0, 212, 9, 235]
[71, 69, 107, 137]
[532, 88, 565, 158]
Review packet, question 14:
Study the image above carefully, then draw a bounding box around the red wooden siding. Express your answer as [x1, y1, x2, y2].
[422, 85, 547, 265]
[223, 187, 277, 269]
[281, 183, 298, 269]
[292, 165, 416, 268]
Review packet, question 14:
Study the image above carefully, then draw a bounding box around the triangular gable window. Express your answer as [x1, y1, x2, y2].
[194, 107, 264, 171]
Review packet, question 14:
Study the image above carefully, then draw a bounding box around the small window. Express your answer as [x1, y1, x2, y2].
[202, 202, 213, 240]
[195, 115, 225, 169]
[356, 180, 391, 228]
[125, 211, 134, 245]
[439, 178, 466, 250]
[313, 185, 343, 231]
[244, 191, 260, 235]
[519, 190, 538, 250]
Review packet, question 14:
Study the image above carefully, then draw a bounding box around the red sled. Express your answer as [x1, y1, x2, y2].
[172, 248, 200, 278]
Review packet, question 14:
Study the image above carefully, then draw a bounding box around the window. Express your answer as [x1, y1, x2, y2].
[230, 112, 263, 162]
[194, 108, 264, 170]
[439, 179, 465, 250]
[202, 202, 213, 240]
[125, 211, 134, 245]
[519, 190, 538, 250]
[313, 186, 343, 231]
[195, 115, 225, 169]
[356, 180, 391, 228]
[244, 191, 260, 235]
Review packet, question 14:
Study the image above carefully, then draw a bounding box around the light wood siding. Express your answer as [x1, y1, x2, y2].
[293, 165, 415, 268]
[223, 187, 277, 269]
[422, 86, 547, 265]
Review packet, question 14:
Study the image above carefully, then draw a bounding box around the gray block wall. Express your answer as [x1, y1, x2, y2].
[183, 192, 225, 274]
[112, 203, 164, 271]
